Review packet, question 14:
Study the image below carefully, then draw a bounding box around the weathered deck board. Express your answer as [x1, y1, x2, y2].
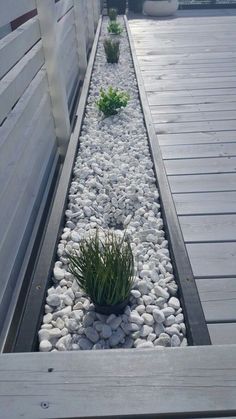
[158, 131, 236, 145]
[187, 242, 236, 278]
[169, 173, 236, 193]
[180, 214, 236, 243]
[162, 143, 236, 159]
[173, 191, 236, 215]
[165, 157, 236, 175]
[196, 278, 236, 322]
[129, 9, 236, 343]
[208, 324, 236, 344]
[1, 345, 236, 418]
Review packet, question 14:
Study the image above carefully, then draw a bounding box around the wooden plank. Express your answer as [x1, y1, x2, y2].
[145, 80, 236, 92]
[162, 143, 236, 160]
[148, 93, 236, 106]
[180, 214, 236, 243]
[187, 242, 236, 278]
[156, 120, 236, 135]
[173, 192, 236, 215]
[196, 278, 236, 322]
[0, 71, 48, 185]
[36, 0, 71, 157]
[0, 42, 44, 124]
[158, 131, 236, 146]
[208, 324, 236, 345]
[126, 17, 210, 346]
[169, 173, 236, 193]
[1, 346, 236, 418]
[151, 102, 236, 114]
[152, 110, 236, 123]
[165, 157, 236, 176]
[145, 70, 236, 80]
[56, 0, 73, 21]
[0, 17, 40, 80]
[0, 0, 36, 27]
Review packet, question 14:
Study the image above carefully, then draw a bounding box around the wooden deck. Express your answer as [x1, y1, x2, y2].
[129, 9, 236, 345]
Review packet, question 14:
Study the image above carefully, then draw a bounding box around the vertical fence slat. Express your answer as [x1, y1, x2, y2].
[86, 0, 95, 48]
[73, 0, 87, 76]
[36, 0, 71, 157]
[92, 0, 100, 28]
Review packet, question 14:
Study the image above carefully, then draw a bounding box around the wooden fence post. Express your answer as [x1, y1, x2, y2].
[87, 0, 95, 48]
[73, 0, 87, 77]
[36, 0, 71, 158]
[92, 0, 100, 28]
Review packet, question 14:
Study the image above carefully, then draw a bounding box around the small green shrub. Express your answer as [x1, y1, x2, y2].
[67, 230, 134, 306]
[103, 38, 120, 64]
[96, 87, 130, 117]
[108, 8, 117, 21]
[108, 21, 123, 35]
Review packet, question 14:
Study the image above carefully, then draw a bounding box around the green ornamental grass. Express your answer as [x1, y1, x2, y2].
[108, 21, 123, 35]
[103, 38, 120, 64]
[67, 231, 134, 306]
[96, 87, 130, 117]
[108, 8, 117, 21]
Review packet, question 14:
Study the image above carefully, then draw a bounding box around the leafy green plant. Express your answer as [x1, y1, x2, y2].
[108, 21, 123, 35]
[96, 87, 130, 117]
[67, 230, 134, 306]
[103, 38, 120, 64]
[108, 8, 117, 20]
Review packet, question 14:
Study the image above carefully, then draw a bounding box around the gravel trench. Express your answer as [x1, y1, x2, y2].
[38, 17, 187, 352]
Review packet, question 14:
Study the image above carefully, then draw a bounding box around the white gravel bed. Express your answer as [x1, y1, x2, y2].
[38, 17, 187, 352]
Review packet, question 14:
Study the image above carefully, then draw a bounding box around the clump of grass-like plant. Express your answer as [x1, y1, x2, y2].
[103, 38, 120, 64]
[108, 8, 117, 21]
[67, 231, 134, 307]
[96, 87, 130, 117]
[108, 21, 123, 35]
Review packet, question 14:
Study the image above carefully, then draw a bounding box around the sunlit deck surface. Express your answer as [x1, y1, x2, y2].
[129, 8, 236, 344]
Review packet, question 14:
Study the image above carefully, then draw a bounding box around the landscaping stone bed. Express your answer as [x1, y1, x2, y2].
[38, 17, 187, 352]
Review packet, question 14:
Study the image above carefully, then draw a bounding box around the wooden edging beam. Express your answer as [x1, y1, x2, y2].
[0, 345, 236, 418]
[124, 16, 211, 346]
[11, 17, 102, 354]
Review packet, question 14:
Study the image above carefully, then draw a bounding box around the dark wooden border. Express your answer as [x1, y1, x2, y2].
[11, 18, 102, 353]
[125, 16, 211, 346]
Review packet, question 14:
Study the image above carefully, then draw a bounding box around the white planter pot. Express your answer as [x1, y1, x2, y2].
[143, 0, 179, 16]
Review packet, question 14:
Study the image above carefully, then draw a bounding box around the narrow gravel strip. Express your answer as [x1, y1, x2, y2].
[38, 17, 187, 352]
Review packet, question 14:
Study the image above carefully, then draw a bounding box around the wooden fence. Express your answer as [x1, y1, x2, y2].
[0, 0, 102, 351]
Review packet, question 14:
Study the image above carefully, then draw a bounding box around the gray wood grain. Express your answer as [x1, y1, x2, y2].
[153, 110, 236, 123]
[173, 191, 236, 215]
[196, 278, 236, 322]
[161, 143, 236, 159]
[0, 346, 236, 418]
[158, 131, 236, 146]
[187, 242, 236, 278]
[169, 173, 236, 193]
[208, 324, 236, 344]
[165, 157, 236, 175]
[155, 120, 236, 135]
[148, 93, 236, 106]
[151, 102, 236, 114]
[180, 214, 236, 243]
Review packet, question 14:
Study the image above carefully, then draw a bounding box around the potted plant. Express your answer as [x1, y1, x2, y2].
[107, 0, 126, 14]
[67, 230, 134, 315]
[143, 0, 179, 16]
